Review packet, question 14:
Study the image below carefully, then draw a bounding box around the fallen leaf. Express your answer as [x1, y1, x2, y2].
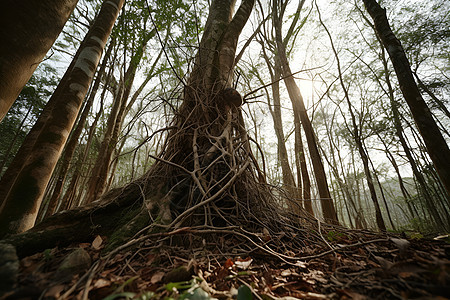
[44, 285, 65, 298]
[262, 227, 271, 241]
[373, 255, 393, 271]
[390, 238, 410, 253]
[224, 258, 234, 268]
[78, 243, 91, 248]
[93, 278, 111, 289]
[295, 261, 307, 268]
[235, 258, 253, 270]
[151, 271, 165, 284]
[92, 235, 103, 250]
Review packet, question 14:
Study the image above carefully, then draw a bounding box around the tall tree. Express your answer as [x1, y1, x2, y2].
[0, 0, 125, 237]
[42, 40, 115, 219]
[0, 0, 79, 122]
[316, 1, 385, 231]
[84, 25, 156, 204]
[363, 0, 450, 197]
[1, 0, 265, 249]
[273, 0, 338, 224]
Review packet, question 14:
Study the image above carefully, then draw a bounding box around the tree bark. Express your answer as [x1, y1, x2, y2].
[363, 0, 450, 196]
[273, 1, 337, 224]
[259, 52, 298, 203]
[0, 0, 79, 122]
[316, 2, 385, 230]
[43, 41, 114, 218]
[84, 30, 154, 204]
[378, 44, 448, 230]
[0, 0, 125, 238]
[294, 115, 313, 216]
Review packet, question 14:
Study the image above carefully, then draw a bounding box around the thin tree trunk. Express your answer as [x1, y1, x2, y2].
[273, 2, 337, 224]
[378, 44, 447, 230]
[265, 59, 298, 201]
[381, 138, 415, 219]
[294, 115, 313, 216]
[0, 106, 32, 176]
[316, 2, 384, 231]
[84, 29, 155, 204]
[367, 153, 395, 230]
[0, 0, 125, 237]
[43, 40, 114, 219]
[363, 0, 450, 196]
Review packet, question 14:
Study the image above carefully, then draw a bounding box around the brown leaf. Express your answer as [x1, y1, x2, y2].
[224, 258, 234, 268]
[92, 235, 103, 250]
[373, 255, 393, 271]
[93, 278, 111, 289]
[235, 258, 253, 270]
[262, 227, 271, 241]
[44, 285, 65, 298]
[151, 271, 165, 284]
[390, 238, 410, 253]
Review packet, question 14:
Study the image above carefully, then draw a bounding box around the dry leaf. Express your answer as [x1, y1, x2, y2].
[390, 238, 410, 253]
[373, 255, 393, 270]
[224, 258, 234, 268]
[262, 227, 271, 241]
[235, 258, 253, 270]
[295, 261, 307, 268]
[92, 235, 103, 250]
[93, 278, 110, 289]
[44, 285, 65, 298]
[151, 271, 165, 284]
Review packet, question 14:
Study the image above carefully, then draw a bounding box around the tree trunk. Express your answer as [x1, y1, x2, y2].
[43, 41, 114, 219]
[2, 0, 274, 259]
[294, 115, 313, 216]
[316, 3, 385, 231]
[0, 0, 125, 238]
[273, 2, 337, 224]
[368, 153, 395, 230]
[84, 27, 157, 204]
[262, 58, 298, 202]
[363, 0, 450, 196]
[0, 0, 79, 121]
[378, 44, 447, 230]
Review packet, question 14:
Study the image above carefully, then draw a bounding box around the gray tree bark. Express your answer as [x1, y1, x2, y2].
[0, 0, 125, 237]
[0, 0, 79, 122]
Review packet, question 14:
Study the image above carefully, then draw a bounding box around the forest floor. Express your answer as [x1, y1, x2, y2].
[3, 227, 450, 300]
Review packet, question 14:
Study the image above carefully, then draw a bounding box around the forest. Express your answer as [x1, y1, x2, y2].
[0, 0, 449, 299]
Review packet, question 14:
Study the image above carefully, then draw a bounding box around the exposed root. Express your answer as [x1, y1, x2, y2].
[4, 86, 411, 299]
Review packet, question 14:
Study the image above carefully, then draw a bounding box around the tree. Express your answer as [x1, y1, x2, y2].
[273, 0, 338, 224]
[0, 0, 79, 122]
[316, 1, 385, 231]
[0, 0, 125, 237]
[0, 67, 57, 175]
[2, 0, 274, 255]
[363, 0, 450, 197]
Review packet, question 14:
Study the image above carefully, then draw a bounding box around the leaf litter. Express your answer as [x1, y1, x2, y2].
[4, 228, 450, 300]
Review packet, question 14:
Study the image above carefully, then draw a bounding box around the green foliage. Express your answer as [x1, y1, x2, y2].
[237, 285, 253, 300]
[326, 231, 347, 242]
[164, 278, 216, 300]
[0, 64, 58, 174]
